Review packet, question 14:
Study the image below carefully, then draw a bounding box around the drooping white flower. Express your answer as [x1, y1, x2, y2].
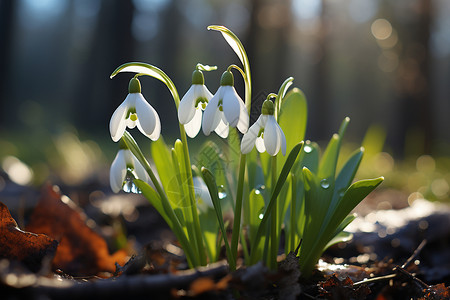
[110, 77, 161, 142]
[193, 176, 213, 212]
[241, 100, 286, 156]
[178, 70, 213, 138]
[110, 141, 150, 193]
[202, 71, 248, 138]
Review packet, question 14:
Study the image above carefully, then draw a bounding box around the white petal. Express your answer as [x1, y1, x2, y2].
[279, 124, 287, 156]
[202, 89, 222, 136]
[240, 116, 262, 154]
[178, 85, 197, 124]
[193, 176, 213, 212]
[131, 153, 150, 182]
[264, 116, 282, 156]
[135, 93, 161, 141]
[184, 107, 202, 138]
[109, 96, 130, 142]
[222, 87, 242, 128]
[237, 98, 249, 134]
[255, 136, 266, 153]
[110, 150, 127, 193]
[198, 84, 214, 102]
[214, 117, 229, 138]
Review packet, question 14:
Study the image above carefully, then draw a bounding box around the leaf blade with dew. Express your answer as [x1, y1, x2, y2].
[249, 142, 303, 264]
[201, 167, 235, 270]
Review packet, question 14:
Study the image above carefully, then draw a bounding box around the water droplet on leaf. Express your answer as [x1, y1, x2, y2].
[258, 213, 264, 220]
[218, 185, 227, 199]
[320, 179, 330, 189]
[122, 171, 141, 194]
[304, 145, 312, 153]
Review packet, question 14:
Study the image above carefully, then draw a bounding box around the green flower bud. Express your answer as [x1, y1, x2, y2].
[220, 71, 234, 86]
[261, 100, 275, 115]
[128, 77, 141, 93]
[192, 69, 205, 85]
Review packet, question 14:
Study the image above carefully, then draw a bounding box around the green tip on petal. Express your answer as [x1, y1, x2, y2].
[192, 69, 204, 85]
[128, 77, 141, 93]
[261, 100, 275, 115]
[220, 71, 234, 86]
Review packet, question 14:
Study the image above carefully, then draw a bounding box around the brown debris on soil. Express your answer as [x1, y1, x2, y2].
[25, 184, 127, 276]
[0, 201, 57, 272]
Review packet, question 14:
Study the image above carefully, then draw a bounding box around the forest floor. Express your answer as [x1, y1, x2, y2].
[0, 179, 449, 300]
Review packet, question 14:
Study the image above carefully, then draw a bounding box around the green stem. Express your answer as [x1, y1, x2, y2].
[179, 125, 207, 265]
[269, 156, 278, 269]
[230, 153, 246, 271]
[121, 132, 198, 266]
[290, 173, 297, 253]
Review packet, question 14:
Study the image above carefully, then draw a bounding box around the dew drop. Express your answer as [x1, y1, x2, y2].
[255, 184, 265, 195]
[122, 171, 141, 194]
[218, 185, 227, 199]
[303, 145, 312, 153]
[338, 189, 346, 197]
[320, 179, 330, 189]
[258, 213, 264, 220]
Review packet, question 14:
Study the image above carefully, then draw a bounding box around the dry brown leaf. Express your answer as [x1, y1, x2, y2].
[420, 283, 450, 300]
[26, 184, 127, 276]
[0, 201, 58, 272]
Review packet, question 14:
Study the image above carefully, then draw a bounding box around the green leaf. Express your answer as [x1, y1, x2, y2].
[330, 177, 384, 231]
[249, 142, 303, 264]
[278, 88, 307, 169]
[207, 25, 251, 111]
[110, 62, 180, 107]
[275, 77, 294, 116]
[134, 179, 198, 267]
[201, 167, 235, 270]
[321, 147, 364, 231]
[198, 209, 219, 262]
[150, 137, 181, 208]
[318, 117, 350, 180]
[248, 189, 266, 246]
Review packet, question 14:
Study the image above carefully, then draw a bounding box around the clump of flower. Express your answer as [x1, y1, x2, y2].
[107, 26, 383, 276]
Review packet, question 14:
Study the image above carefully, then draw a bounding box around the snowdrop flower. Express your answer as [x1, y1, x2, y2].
[110, 140, 150, 193]
[202, 71, 249, 138]
[110, 77, 161, 142]
[241, 100, 286, 156]
[178, 70, 213, 138]
[193, 176, 213, 213]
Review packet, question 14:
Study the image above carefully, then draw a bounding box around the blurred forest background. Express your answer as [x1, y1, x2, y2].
[0, 0, 449, 190]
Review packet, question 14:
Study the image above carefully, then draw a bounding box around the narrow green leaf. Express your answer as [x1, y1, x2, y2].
[110, 62, 180, 107]
[318, 117, 350, 180]
[248, 189, 266, 247]
[207, 25, 251, 112]
[249, 142, 303, 264]
[330, 177, 384, 230]
[278, 88, 308, 170]
[134, 179, 198, 267]
[201, 167, 235, 270]
[150, 138, 180, 208]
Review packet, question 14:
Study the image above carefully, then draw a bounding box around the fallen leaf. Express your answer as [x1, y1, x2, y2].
[0, 201, 58, 272]
[319, 273, 371, 299]
[420, 283, 450, 300]
[25, 184, 127, 276]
